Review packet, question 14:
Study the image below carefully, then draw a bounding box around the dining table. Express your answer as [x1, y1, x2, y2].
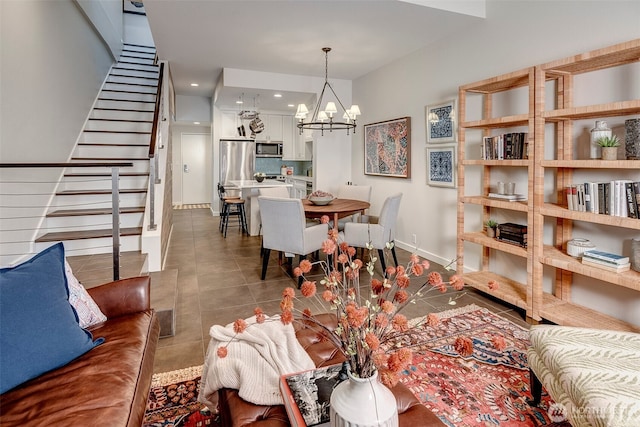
[302, 198, 370, 232]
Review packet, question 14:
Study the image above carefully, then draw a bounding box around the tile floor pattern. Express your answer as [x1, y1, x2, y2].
[74, 208, 531, 374]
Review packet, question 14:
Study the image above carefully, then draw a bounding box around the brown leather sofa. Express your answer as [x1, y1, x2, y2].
[217, 313, 445, 427]
[0, 276, 160, 427]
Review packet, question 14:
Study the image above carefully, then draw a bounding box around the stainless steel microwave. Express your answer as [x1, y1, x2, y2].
[256, 142, 283, 158]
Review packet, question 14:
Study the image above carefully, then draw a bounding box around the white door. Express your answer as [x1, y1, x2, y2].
[181, 133, 211, 204]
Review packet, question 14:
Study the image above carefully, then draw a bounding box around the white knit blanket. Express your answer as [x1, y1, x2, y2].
[197, 315, 315, 409]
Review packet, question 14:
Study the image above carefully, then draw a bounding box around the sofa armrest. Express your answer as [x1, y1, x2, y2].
[87, 276, 151, 318]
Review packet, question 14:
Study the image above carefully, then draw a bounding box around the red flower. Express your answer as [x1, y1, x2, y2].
[339, 242, 350, 252]
[322, 239, 336, 254]
[410, 254, 420, 264]
[425, 313, 439, 327]
[302, 308, 312, 318]
[300, 281, 317, 297]
[375, 313, 389, 329]
[365, 332, 380, 350]
[320, 215, 330, 224]
[299, 259, 312, 274]
[488, 280, 499, 290]
[454, 336, 474, 357]
[282, 287, 295, 299]
[322, 290, 335, 302]
[293, 267, 302, 277]
[217, 347, 228, 358]
[392, 314, 409, 332]
[380, 300, 395, 314]
[347, 246, 356, 257]
[338, 253, 349, 264]
[422, 260, 430, 269]
[428, 272, 443, 286]
[394, 290, 409, 304]
[379, 368, 399, 388]
[371, 279, 384, 294]
[233, 319, 247, 333]
[386, 266, 396, 276]
[396, 274, 410, 289]
[411, 263, 424, 276]
[280, 297, 293, 311]
[254, 307, 265, 324]
[280, 309, 293, 325]
[450, 275, 464, 291]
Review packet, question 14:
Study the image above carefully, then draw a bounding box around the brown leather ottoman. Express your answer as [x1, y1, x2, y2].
[217, 314, 445, 427]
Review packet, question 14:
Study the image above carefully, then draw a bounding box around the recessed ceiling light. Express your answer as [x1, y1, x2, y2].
[288, 104, 295, 108]
[236, 100, 243, 104]
[274, 93, 282, 98]
[190, 83, 199, 87]
[193, 121, 200, 125]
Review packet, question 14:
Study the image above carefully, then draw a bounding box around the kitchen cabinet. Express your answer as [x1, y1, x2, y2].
[282, 116, 296, 160]
[255, 114, 284, 142]
[285, 176, 310, 199]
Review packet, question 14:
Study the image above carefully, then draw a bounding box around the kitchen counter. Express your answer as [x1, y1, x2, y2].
[285, 175, 312, 183]
[226, 180, 292, 236]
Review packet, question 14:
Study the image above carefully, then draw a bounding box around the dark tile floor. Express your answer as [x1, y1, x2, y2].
[73, 208, 531, 374]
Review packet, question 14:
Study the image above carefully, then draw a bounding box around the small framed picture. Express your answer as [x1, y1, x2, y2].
[427, 144, 456, 188]
[426, 99, 457, 143]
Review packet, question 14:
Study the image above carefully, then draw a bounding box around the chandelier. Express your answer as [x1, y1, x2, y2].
[296, 47, 361, 135]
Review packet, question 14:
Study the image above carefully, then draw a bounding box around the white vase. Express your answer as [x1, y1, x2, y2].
[330, 370, 398, 427]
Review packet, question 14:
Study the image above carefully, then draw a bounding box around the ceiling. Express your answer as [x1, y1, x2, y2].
[143, 0, 485, 113]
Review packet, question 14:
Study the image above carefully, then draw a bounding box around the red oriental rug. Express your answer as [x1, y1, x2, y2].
[143, 304, 568, 427]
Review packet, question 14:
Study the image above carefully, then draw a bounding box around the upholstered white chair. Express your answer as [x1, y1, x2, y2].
[334, 185, 372, 230]
[258, 196, 328, 283]
[341, 193, 402, 273]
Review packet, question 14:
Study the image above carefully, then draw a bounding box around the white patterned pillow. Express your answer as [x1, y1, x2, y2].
[64, 260, 107, 328]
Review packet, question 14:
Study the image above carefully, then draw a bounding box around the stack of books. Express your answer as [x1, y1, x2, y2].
[481, 133, 528, 160]
[566, 181, 640, 218]
[488, 192, 527, 202]
[581, 250, 630, 273]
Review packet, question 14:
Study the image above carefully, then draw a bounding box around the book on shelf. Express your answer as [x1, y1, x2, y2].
[481, 132, 528, 160]
[280, 363, 346, 427]
[565, 181, 639, 218]
[582, 250, 630, 265]
[581, 257, 631, 273]
[487, 193, 526, 201]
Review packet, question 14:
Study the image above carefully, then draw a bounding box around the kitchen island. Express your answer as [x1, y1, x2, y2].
[226, 180, 292, 236]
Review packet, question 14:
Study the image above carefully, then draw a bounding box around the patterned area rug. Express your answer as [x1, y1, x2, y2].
[399, 304, 568, 426]
[143, 305, 568, 427]
[144, 366, 219, 427]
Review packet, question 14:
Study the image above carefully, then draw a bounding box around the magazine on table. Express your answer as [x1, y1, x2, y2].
[280, 363, 347, 427]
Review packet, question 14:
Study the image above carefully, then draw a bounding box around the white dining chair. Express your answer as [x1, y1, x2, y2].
[258, 196, 328, 284]
[341, 193, 402, 273]
[334, 185, 372, 230]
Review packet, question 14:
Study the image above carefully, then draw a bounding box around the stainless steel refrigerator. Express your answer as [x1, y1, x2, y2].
[219, 139, 256, 186]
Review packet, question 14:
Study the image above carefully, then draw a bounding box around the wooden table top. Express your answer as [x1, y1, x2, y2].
[302, 198, 370, 219]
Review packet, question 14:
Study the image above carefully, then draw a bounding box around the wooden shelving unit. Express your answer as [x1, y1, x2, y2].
[457, 39, 640, 330]
[532, 39, 640, 332]
[456, 67, 535, 318]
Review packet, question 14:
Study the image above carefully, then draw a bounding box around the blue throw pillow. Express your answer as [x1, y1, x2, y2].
[0, 243, 103, 394]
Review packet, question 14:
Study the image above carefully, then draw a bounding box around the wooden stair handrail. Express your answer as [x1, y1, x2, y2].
[149, 62, 164, 159]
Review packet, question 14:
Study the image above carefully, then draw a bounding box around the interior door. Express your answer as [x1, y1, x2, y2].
[181, 133, 211, 204]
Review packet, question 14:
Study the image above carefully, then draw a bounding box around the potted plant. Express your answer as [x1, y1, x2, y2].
[485, 219, 498, 238]
[254, 172, 266, 182]
[596, 135, 620, 160]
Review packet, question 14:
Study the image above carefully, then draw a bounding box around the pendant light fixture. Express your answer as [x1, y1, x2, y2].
[296, 47, 361, 135]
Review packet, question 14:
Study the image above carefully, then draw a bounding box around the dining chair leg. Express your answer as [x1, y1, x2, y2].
[261, 249, 271, 280]
[378, 249, 387, 274]
[391, 245, 399, 267]
[222, 204, 230, 237]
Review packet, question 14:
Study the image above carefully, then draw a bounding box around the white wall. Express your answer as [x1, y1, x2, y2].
[352, 0, 640, 323]
[75, 0, 122, 59]
[0, 0, 115, 265]
[175, 95, 212, 123]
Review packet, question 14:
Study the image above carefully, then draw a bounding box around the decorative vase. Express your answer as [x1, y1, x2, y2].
[590, 120, 611, 159]
[487, 227, 496, 238]
[330, 370, 398, 427]
[625, 118, 640, 160]
[631, 238, 640, 273]
[601, 146, 618, 160]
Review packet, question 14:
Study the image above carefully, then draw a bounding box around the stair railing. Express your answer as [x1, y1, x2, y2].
[147, 62, 165, 231]
[0, 162, 132, 280]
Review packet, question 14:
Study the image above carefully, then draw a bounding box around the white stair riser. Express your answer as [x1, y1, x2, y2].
[61, 176, 149, 191]
[107, 75, 158, 85]
[90, 109, 154, 121]
[111, 68, 158, 79]
[94, 99, 155, 110]
[84, 120, 153, 132]
[51, 192, 147, 208]
[45, 213, 143, 230]
[103, 82, 157, 94]
[79, 132, 150, 144]
[115, 63, 158, 73]
[119, 57, 155, 65]
[121, 51, 155, 59]
[99, 91, 156, 103]
[35, 235, 141, 256]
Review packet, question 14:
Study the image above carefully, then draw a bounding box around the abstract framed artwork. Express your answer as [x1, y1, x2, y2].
[426, 144, 457, 188]
[364, 117, 411, 178]
[426, 99, 457, 143]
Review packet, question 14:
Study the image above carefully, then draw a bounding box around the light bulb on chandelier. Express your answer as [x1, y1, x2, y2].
[296, 47, 361, 135]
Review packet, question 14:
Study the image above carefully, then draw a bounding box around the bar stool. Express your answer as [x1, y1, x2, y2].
[218, 184, 248, 237]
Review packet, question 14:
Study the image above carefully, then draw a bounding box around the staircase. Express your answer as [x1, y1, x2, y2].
[35, 43, 159, 256]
